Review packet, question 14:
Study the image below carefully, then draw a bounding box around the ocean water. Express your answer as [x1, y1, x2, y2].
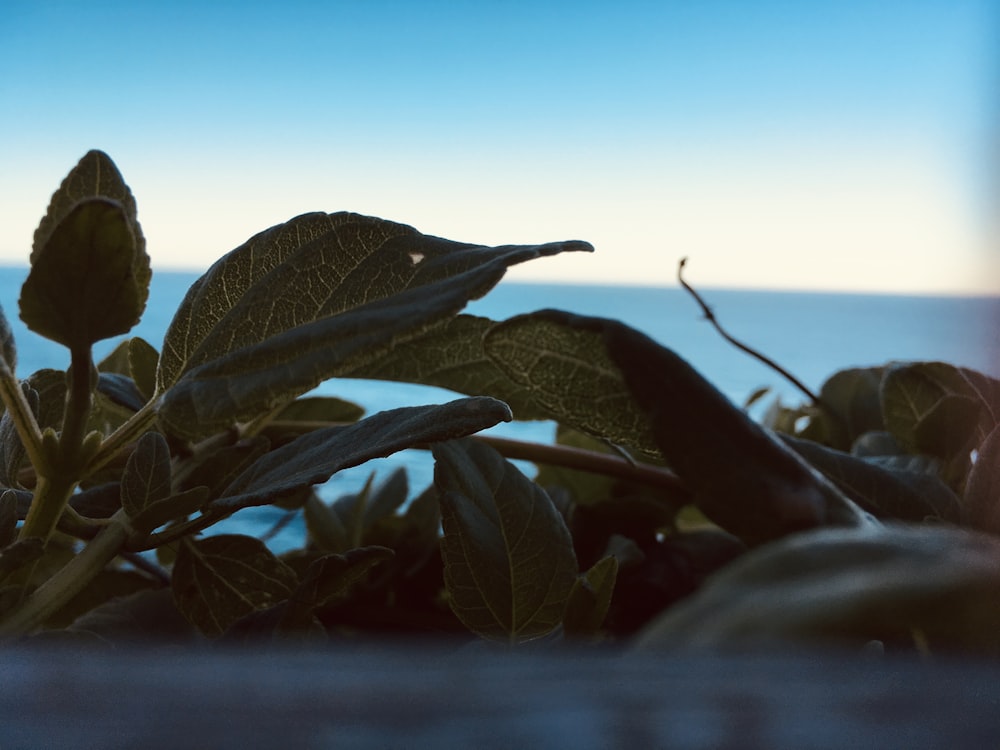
[2, 267, 998, 549]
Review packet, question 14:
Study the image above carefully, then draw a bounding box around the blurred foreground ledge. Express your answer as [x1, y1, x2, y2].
[3, 644, 1000, 749]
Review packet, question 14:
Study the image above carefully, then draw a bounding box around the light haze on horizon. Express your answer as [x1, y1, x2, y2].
[0, 1, 996, 295]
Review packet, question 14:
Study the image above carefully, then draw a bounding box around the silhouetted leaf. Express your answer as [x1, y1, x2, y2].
[345, 315, 553, 421]
[964, 424, 1000, 535]
[882, 362, 1000, 459]
[812, 367, 885, 449]
[0, 490, 16, 547]
[304, 493, 349, 553]
[483, 311, 659, 456]
[0, 304, 16, 371]
[215, 397, 511, 511]
[291, 546, 394, 612]
[636, 525, 1000, 654]
[174, 436, 270, 497]
[21, 198, 150, 348]
[131, 486, 210, 536]
[563, 555, 618, 638]
[434, 439, 578, 643]
[155, 212, 589, 437]
[0, 383, 38, 487]
[782, 434, 960, 522]
[172, 534, 297, 638]
[128, 337, 159, 401]
[97, 372, 146, 413]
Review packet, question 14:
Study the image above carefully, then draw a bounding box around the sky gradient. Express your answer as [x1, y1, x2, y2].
[1, 1, 997, 293]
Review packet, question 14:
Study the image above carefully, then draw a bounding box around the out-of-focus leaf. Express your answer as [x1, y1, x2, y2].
[782, 434, 960, 523]
[434, 439, 578, 644]
[44, 569, 159, 630]
[275, 396, 364, 425]
[286, 546, 394, 619]
[0, 490, 17, 547]
[0, 383, 38, 487]
[851, 430, 906, 457]
[483, 311, 659, 457]
[742, 386, 771, 410]
[214, 397, 511, 512]
[68, 482, 121, 520]
[172, 534, 297, 638]
[0, 304, 16, 371]
[563, 555, 618, 638]
[174, 436, 270, 497]
[155, 212, 588, 437]
[882, 362, 1000, 459]
[97, 372, 147, 413]
[964, 424, 1000, 535]
[21, 198, 150, 348]
[811, 367, 885, 450]
[635, 524, 1000, 654]
[304, 492, 349, 553]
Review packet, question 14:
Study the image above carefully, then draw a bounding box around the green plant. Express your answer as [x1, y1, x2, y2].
[1, 150, 998, 654]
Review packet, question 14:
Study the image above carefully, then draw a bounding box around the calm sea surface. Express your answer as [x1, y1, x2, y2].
[3, 267, 998, 548]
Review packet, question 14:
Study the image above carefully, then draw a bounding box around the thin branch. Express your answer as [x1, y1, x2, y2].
[677, 258, 840, 422]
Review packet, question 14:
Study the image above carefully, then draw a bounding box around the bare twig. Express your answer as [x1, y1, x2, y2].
[677, 258, 841, 423]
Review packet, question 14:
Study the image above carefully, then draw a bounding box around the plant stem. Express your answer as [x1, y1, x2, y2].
[84, 397, 159, 479]
[0, 510, 131, 638]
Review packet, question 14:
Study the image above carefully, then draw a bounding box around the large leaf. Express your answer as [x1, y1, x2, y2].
[214, 397, 512, 511]
[483, 311, 659, 455]
[120, 432, 172, 521]
[781, 434, 961, 523]
[489, 310, 870, 545]
[635, 524, 1000, 654]
[434, 439, 578, 643]
[20, 198, 150, 348]
[155, 212, 589, 429]
[344, 315, 553, 421]
[801, 367, 885, 449]
[881, 362, 1000, 459]
[172, 534, 298, 638]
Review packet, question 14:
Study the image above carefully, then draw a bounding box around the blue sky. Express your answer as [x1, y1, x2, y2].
[1, 1, 996, 293]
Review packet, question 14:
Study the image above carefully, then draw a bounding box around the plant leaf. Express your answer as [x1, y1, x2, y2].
[304, 492, 349, 553]
[0, 383, 38, 487]
[563, 555, 618, 638]
[156, 211, 589, 403]
[964, 424, 1000, 535]
[275, 395, 364, 425]
[810, 367, 885, 449]
[433, 438, 578, 643]
[215, 397, 512, 511]
[21, 197, 150, 348]
[128, 337, 159, 401]
[483, 311, 660, 455]
[172, 534, 298, 638]
[0, 304, 16, 371]
[120, 432, 172, 521]
[781, 434, 961, 523]
[881, 362, 1000, 459]
[0, 490, 17, 547]
[131, 486, 211, 537]
[292, 546, 394, 612]
[635, 524, 1000, 654]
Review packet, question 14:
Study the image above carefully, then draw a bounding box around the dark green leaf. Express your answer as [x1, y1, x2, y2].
[155, 212, 588, 436]
[172, 534, 297, 638]
[782, 434, 961, 523]
[23, 369, 67, 430]
[68, 482, 121, 520]
[21, 198, 150, 348]
[964, 424, 1000, 535]
[174, 436, 270, 496]
[0, 382, 38, 487]
[32, 150, 145, 261]
[635, 524, 1000, 654]
[128, 337, 159, 401]
[97, 372, 147, 412]
[563, 555, 618, 638]
[96, 338, 132, 375]
[275, 395, 364, 425]
[0, 304, 16, 371]
[291, 546, 394, 613]
[882, 362, 1000, 459]
[483, 311, 660, 456]
[131, 486, 211, 536]
[121, 432, 171, 521]
[434, 439, 579, 643]
[813, 367, 885, 449]
[0, 537, 44, 578]
[44, 569, 159, 630]
[215, 397, 511, 511]
[304, 492, 349, 553]
[0, 490, 16, 547]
